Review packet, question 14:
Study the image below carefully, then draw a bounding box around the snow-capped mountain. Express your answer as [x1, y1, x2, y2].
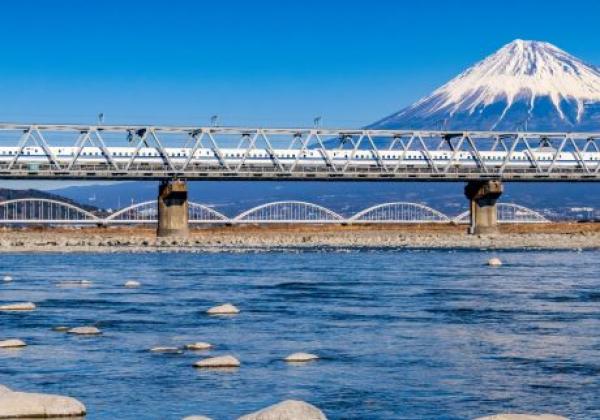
[370, 40, 600, 131]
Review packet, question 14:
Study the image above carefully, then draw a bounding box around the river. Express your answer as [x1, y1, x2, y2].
[1, 250, 598, 419]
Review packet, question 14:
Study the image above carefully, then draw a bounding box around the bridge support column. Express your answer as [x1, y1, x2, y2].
[157, 180, 189, 237]
[464, 180, 503, 235]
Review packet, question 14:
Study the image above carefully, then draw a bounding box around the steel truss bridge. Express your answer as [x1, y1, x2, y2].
[1, 124, 600, 181]
[0, 198, 549, 225]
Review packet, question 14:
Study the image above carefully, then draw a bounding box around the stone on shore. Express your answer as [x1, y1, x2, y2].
[0, 302, 36, 311]
[238, 400, 327, 420]
[2, 276, 12, 282]
[487, 257, 502, 267]
[284, 352, 319, 363]
[67, 326, 101, 335]
[194, 355, 240, 368]
[124, 280, 141, 288]
[207, 303, 240, 315]
[473, 415, 568, 420]
[185, 342, 213, 351]
[0, 388, 86, 418]
[0, 339, 26, 348]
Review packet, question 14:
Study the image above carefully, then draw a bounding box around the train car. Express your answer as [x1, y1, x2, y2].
[0, 146, 598, 170]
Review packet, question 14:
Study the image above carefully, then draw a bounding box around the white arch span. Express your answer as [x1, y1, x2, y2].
[0, 198, 100, 223]
[105, 201, 229, 224]
[233, 201, 344, 223]
[188, 202, 229, 224]
[349, 202, 450, 223]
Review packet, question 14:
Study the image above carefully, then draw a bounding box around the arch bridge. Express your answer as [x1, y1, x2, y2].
[0, 198, 549, 226]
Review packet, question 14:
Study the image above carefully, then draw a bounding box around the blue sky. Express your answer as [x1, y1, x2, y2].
[1, 0, 599, 128]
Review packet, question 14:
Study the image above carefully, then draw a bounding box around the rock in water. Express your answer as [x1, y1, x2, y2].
[150, 346, 181, 353]
[0, 339, 27, 348]
[57, 280, 93, 288]
[207, 303, 240, 315]
[0, 302, 36, 311]
[473, 415, 568, 420]
[185, 342, 213, 351]
[487, 257, 502, 267]
[284, 352, 319, 363]
[124, 280, 141, 288]
[238, 400, 327, 420]
[0, 390, 86, 418]
[193, 355, 240, 368]
[52, 326, 70, 332]
[67, 326, 101, 335]
[2, 276, 12, 282]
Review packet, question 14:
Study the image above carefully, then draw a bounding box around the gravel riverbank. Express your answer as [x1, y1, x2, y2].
[1, 224, 600, 252]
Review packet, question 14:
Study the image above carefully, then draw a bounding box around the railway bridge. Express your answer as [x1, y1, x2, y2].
[0, 123, 596, 235]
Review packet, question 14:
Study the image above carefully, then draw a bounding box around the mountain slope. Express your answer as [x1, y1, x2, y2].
[371, 40, 600, 131]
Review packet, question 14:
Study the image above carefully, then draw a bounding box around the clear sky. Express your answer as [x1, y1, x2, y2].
[1, 0, 599, 129]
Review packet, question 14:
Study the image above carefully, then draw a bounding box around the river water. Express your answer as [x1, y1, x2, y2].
[0, 250, 598, 419]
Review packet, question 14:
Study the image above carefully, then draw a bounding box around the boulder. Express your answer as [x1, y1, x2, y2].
[2, 276, 12, 282]
[473, 415, 568, 420]
[124, 280, 141, 288]
[194, 355, 240, 368]
[207, 303, 239, 315]
[67, 326, 101, 335]
[238, 400, 327, 420]
[487, 257, 502, 267]
[0, 302, 36, 311]
[0, 339, 26, 348]
[0, 390, 86, 418]
[185, 342, 213, 351]
[284, 352, 319, 363]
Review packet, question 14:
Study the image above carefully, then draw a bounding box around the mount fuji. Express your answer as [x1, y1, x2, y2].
[370, 40, 600, 131]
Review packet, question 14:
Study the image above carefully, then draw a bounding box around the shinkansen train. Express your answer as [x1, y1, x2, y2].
[0, 146, 598, 168]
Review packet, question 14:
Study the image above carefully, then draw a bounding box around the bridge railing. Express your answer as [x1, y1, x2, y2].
[0, 198, 550, 225]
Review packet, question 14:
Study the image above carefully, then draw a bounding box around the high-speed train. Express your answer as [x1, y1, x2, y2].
[0, 146, 597, 169]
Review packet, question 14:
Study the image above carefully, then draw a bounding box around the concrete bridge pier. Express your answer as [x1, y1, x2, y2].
[464, 180, 503, 235]
[157, 179, 189, 237]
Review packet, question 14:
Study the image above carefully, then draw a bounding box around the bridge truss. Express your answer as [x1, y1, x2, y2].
[0, 124, 600, 180]
[0, 198, 548, 225]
